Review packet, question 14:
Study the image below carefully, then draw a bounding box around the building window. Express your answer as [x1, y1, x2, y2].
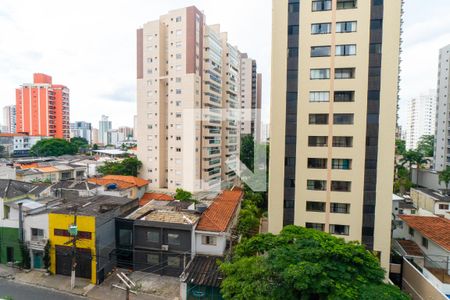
[309, 91, 330, 102]
[331, 181, 351, 192]
[336, 44, 357, 56]
[176, 53, 182, 59]
[311, 68, 330, 80]
[119, 229, 132, 247]
[306, 222, 325, 231]
[330, 224, 350, 235]
[309, 114, 329, 125]
[370, 43, 382, 54]
[334, 91, 355, 102]
[311, 46, 331, 57]
[168, 233, 181, 245]
[175, 29, 182, 36]
[309, 136, 328, 147]
[288, 47, 298, 58]
[312, 0, 332, 11]
[311, 23, 331, 34]
[201, 235, 217, 246]
[333, 136, 353, 147]
[332, 159, 352, 170]
[176, 77, 182, 83]
[176, 16, 182, 22]
[335, 68, 355, 79]
[409, 227, 414, 236]
[146, 254, 159, 265]
[307, 180, 327, 191]
[422, 237, 428, 249]
[371, 19, 383, 30]
[54, 229, 91, 239]
[176, 41, 182, 48]
[31, 228, 44, 241]
[330, 203, 350, 214]
[167, 256, 180, 268]
[438, 204, 449, 210]
[176, 89, 182, 94]
[308, 158, 327, 169]
[336, 21, 357, 33]
[176, 148, 181, 152]
[333, 114, 354, 125]
[337, 0, 357, 10]
[146, 231, 160, 243]
[306, 201, 326, 212]
[288, 2, 300, 13]
[288, 25, 299, 35]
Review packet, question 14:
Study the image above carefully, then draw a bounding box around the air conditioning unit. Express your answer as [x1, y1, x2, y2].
[161, 245, 169, 251]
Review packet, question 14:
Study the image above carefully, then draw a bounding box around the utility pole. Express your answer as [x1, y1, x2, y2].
[70, 206, 78, 289]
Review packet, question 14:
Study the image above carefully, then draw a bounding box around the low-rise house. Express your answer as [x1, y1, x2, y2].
[139, 192, 174, 206]
[88, 175, 149, 200]
[195, 189, 243, 256]
[16, 163, 87, 183]
[0, 179, 51, 264]
[394, 215, 450, 296]
[410, 188, 450, 216]
[0, 133, 50, 157]
[49, 195, 138, 284]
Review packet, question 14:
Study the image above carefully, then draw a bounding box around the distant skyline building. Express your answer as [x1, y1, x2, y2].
[405, 90, 436, 150]
[16, 73, 70, 139]
[434, 45, 450, 171]
[92, 128, 99, 145]
[98, 115, 112, 145]
[240, 54, 262, 143]
[70, 121, 92, 144]
[2, 105, 16, 134]
[269, 0, 402, 272]
[136, 6, 251, 191]
[118, 126, 134, 141]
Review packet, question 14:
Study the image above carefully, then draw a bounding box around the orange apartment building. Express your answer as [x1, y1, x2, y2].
[16, 73, 70, 139]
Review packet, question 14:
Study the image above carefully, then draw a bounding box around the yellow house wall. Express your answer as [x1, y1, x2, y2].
[48, 213, 97, 284]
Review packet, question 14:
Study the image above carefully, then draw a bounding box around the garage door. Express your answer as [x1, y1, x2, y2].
[55, 245, 92, 279]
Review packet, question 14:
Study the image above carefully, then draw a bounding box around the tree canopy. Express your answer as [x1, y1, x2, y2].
[416, 135, 434, 157]
[30, 139, 77, 156]
[70, 137, 89, 152]
[220, 226, 409, 300]
[438, 166, 450, 194]
[174, 188, 193, 201]
[97, 157, 142, 177]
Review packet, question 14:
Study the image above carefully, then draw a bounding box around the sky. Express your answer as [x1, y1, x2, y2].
[0, 0, 449, 130]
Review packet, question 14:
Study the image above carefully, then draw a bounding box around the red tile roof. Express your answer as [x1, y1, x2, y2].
[399, 215, 450, 251]
[88, 175, 149, 189]
[139, 192, 174, 206]
[196, 189, 243, 232]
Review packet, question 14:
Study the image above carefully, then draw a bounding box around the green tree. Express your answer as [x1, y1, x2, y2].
[395, 139, 406, 156]
[416, 135, 434, 157]
[394, 166, 412, 194]
[92, 144, 99, 150]
[220, 226, 409, 300]
[174, 188, 193, 201]
[70, 137, 89, 152]
[240, 135, 255, 171]
[97, 157, 142, 176]
[30, 139, 77, 157]
[438, 166, 450, 195]
[19, 240, 31, 269]
[0, 145, 5, 158]
[43, 240, 51, 272]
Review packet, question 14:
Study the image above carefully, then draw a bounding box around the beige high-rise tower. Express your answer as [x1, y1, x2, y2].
[137, 7, 249, 192]
[269, 0, 402, 271]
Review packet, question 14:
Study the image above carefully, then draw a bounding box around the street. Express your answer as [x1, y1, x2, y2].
[0, 279, 84, 300]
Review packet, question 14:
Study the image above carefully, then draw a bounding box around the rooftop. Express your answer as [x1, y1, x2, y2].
[0, 179, 49, 199]
[88, 175, 149, 190]
[181, 255, 223, 288]
[397, 239, 424, 256]
[413, 188, 450, 203]
[52, 195, 135, 217]
[196, 189, 243, 232]
[51, 180, 99, 191]
[139, 192, 174, 206]
[126, 200, 199, 225]
[400, 215, 450, 251]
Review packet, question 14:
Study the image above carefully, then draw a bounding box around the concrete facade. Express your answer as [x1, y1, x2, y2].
[405, 90, 436, 150]
[268, 0, 402, 271]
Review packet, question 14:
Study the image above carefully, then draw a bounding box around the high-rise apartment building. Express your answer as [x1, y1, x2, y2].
[92, 128, 99, 145]
[118, 126, 134, 141]
[240, 54, 262, 143]
[98, 115, 112, 145]
[2, 105, 16, 133]
[137, 6, 247, 191]
[16, 73, 70, 139]
[269, 0, 402, 270]
[70, 121, 92, 144]
[434, 45, 450, 171]
[405, 90, 436, 150]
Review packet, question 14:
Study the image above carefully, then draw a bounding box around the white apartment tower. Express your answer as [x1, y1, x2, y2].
[3, 105, 16, 133]
[99, 115, 112, 145]
[405, 90, 436, 150]
[434, 45, 450, 171]
[137, 6, 247, 191]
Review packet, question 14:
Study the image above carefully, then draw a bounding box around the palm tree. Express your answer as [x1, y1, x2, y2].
[438, 167, 450, 195]
[400, 150, 429, 187]
[413, 152, 430, 187]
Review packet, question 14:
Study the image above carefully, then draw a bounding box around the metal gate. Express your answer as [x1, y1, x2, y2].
[55, 245, 92, 279]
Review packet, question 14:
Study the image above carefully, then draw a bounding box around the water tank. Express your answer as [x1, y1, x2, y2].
[106, 183, 117, 190]
[196, 204, 208, 214]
